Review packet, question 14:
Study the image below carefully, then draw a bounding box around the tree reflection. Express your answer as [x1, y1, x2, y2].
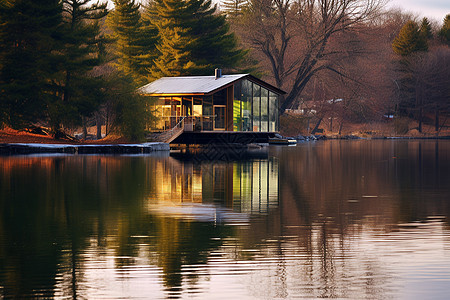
[0, 140, 449, 298]
[257, 140, 450, 298]
[0, 156, 153, 298]
[0, 154, 280, 297]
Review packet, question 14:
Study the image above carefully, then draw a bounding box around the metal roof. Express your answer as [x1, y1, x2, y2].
[138, 74, 285, 95]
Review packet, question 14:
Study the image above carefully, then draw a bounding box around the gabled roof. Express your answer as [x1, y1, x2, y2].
[138, 74, 285, 96]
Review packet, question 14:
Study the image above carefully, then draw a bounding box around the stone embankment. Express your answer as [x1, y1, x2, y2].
[282, 133, 450, 142]
[0, 142, 170, 155]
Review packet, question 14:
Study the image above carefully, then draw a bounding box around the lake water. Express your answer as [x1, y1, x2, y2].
[1, 140, 449, 299]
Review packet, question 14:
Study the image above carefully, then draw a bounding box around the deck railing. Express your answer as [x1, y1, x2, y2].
[148, 115, 217, 132]
[172, 116, 187, 130]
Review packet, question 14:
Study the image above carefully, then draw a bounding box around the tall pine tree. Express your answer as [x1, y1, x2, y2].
[189, 0, 245, 72]
[106, 0, 142, 81]
[420, 17, 433, 39]
[50, 0, 109, 131]
[139, 0, 162, 79]
[148, 0, 246, 79]
[392, 20, 430, 133]
[438, 14, 450, 45]
[152, 26, 198, 78]
[106, 0, 158, 85]
[150, 0, 198, 78]
[392, 20, 428, 56]
[0, 0, 62, 128]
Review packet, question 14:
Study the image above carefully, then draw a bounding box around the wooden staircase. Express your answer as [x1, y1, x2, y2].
[147, 117, 187, 143]
[146, 127, 184, 143]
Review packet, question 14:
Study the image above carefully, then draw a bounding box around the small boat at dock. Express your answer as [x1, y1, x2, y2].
[268, 137, 297, 145]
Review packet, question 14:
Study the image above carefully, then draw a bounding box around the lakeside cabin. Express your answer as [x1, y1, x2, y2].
[139, 69, 285, 144]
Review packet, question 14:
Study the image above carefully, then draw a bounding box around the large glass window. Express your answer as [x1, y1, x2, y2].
[233, 81, 242, 131]
[193, 98, 202, 116]
[171, 97, 182, 128]
[203, 95, 213, 131]
[233, 99, 241, 131]
[241, 80, 252, 131]
[193, 97, 203, 131]
[182, 97, 192, 116]
[149, 78, 281, 133]
[261, 88, 268, 132]
[149, 96, 177, 130]
[252, 84, 261, 132]
[148, 97, 162, 130]
[214, 106, 226, 130]
[269, 92, 278, 132]
[212, 89, 227, 131]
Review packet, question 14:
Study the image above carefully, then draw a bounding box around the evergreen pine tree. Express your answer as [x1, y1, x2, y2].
[151, 25, 198, 78]
[189, 0, 246, 72]
[420, 17, 433, 39]
[104, 72, 150, 141]
[106, 0, 158, 84]
[148, 0, 246, 79]
[392, 20, 431, 133]
[51, 0, 109, 131]
[139, 1, 160, 80]
[106, 0, 142, 81]
[392, 20, 428, 56]
[438, 14, 450, 45]
[149, 0, 200, 79]
[0, 0, 62, 128]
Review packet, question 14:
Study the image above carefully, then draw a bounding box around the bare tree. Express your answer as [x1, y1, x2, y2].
[236, 0, 387, 113]
[411, 47, 450, 132]
[286, 11, 399, 134]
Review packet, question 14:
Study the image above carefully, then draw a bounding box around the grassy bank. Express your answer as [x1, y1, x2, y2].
[280, 114, 450, 139]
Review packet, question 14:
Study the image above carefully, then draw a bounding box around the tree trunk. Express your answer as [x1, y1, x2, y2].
[96, 113, 102, 140]
[307, 117, 310, 135]
[310, 117, 323, 135]
[82, 117, 88, 140]
[418, 107, 422, 133]
[105, 104, 110, 136]
[435, 106, 439, 132]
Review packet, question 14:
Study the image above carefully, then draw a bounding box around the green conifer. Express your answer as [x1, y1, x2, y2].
[151, 25, 198, 78]
[106, 0, 158, 84]
[392, 20, 428, 56]
[106, 0, 142, 80]
[420, 17, 433, 39]
[148, 0, 246, 79]
[50, 0, 109, 130]
[438, 14, 450, 45]
[189, 0, 246, 72]
[0, 0, 62, 128]
[138, 1, 159, 81]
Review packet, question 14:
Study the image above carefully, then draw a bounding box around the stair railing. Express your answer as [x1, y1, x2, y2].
[170, 116, 187, 132]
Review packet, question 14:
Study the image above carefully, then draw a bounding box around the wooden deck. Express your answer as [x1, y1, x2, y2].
[170, 131, 277, 145]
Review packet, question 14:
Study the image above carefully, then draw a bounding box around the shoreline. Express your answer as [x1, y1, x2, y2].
[325, 135, 450, 140]
[287, 134, 450, 141]
[0, 142, 170, 155]
[1, 136, 449, 156]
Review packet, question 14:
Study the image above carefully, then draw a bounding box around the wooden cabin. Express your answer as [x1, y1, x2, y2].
[139, 69, 285, 135]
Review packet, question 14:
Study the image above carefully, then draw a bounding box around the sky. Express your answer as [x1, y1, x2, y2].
[107, 0, 450, 23]
[388, 0, 450, 22]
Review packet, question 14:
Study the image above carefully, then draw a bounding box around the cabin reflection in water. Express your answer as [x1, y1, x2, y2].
[148, 157, 279, 214]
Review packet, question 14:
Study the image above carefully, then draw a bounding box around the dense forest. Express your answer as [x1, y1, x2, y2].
[0, 0, 449, 140]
